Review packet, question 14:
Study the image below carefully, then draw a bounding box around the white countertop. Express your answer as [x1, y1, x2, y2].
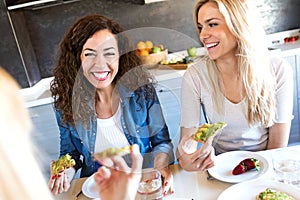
[271, 40, 300, 57]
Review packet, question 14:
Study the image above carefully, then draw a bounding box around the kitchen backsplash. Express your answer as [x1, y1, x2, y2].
[0, 0, 299, 88]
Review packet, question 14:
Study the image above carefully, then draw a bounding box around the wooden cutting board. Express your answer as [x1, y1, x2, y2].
[158, 63, 189, 70]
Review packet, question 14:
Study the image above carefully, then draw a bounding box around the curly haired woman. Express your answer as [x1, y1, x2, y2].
[48, 14, 174, 196]
[177, 0, 294, 172]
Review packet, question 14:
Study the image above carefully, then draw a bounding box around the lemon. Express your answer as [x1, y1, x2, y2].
[145, 40, 153, 52]
[137, 41, 146, 51]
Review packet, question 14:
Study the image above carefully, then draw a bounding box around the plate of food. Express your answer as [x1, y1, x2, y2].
[82, 174, 100, 199]
[208, 151, 270, 183]
[217, 179, 300, 200]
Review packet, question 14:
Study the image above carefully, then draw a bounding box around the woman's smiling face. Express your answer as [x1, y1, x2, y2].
[197, 2, 237, 61]
[80, 29, 119, 89]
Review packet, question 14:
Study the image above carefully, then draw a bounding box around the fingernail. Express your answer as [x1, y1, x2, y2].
[163, 191, 167, 196]
[57, 174, 62, 178]
[164, 181, 168, 186]
[51, 175, 56, 180]
[171, 190, 175, 194]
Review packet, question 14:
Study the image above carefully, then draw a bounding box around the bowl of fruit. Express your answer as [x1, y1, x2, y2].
[136, 40, 167, 66]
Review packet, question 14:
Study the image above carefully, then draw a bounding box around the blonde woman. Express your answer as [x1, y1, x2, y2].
[0, 67, 53, 200]
[177, 0, 293, 171]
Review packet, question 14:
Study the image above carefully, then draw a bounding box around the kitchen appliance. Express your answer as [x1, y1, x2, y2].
[5, 0, 80, 10]
[267, 28, 300, 47]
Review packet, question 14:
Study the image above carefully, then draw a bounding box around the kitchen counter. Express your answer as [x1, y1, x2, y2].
[271, 40, 300, 57]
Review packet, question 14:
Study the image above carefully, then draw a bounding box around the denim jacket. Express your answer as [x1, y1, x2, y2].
[55, 83, 174, 178]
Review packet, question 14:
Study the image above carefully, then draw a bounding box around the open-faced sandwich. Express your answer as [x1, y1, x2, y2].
[257, 188, 295, 200]
[93, 145, 131, 160]
[193, 122, 227, 143]
[51, 153, 76, 176]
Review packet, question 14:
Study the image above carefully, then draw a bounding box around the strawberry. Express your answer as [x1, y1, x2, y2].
[232, 157, 260, 175]
[232, 164, 246, 175]
[242, 158, 260, 171]
[290, 37, 296, 42]
[284, 37, 289, 43]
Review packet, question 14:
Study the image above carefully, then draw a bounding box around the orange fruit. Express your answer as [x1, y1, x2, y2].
[137, 41, 146, 51]
[139, 49, 149, 56]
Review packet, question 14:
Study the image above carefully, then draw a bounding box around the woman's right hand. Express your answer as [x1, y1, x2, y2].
[178, 146, 215, 171]
[48, 162, 76, 195]
[94, 144, 143, 200]
[177, 130, 215, 171]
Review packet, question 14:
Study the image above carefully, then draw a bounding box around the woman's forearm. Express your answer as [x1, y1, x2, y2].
[154, 152, 170, 169]
[267, 122, 291, 149]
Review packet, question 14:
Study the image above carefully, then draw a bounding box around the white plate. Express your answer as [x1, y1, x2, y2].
[82, 174, 100, 199]
[217, 180, 300, 200]
[208, 151, 270, 183]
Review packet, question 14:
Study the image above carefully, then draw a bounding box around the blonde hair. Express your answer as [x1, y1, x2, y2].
[0, 67, 53, 200]
[194, 0, 276, 127]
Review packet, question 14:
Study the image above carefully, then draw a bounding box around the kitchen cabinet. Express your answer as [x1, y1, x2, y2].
[155, 77, 182, 157]
[297, 55, 300, 101]
[28, 103, 60, 178]
[282, 55, 300, 144]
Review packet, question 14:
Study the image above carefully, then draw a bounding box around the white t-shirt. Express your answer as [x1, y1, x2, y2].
[95, 104, 130, 153]
[180, 56, 294, 154]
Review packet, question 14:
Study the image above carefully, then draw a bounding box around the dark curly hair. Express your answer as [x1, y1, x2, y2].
[50, 14, 155, 127]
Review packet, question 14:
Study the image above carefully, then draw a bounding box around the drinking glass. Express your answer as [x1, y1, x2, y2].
[136, 168, 163, 200]
[272, 148, 300, 187]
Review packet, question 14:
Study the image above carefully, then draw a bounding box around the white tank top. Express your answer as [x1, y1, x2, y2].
[94, 104, 130, 153]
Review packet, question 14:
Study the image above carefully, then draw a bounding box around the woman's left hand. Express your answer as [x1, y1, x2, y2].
[154, 152, 174, 197]
[158, 167, 174, 197]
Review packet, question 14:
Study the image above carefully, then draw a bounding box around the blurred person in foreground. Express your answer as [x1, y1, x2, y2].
[48, 14, 174, 196]
[0, 67, 53, 200]
[177, 0, 293, 172]
[0, 66, 143, 200]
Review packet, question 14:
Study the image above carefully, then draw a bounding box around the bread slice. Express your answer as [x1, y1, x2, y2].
[193, 122, 227, 143]
[51, 154, 75, 176]
[93, 145, 131, 159]
[256, 188, 295, 200]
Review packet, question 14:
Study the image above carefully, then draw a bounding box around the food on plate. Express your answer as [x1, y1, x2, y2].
[160, 55, 186, 65]
[51, 153, 76, 176]
[232, 158, 260, 175]
[256, 188, 295, 200]
[193, 122, 227, 143]
[93, 145, 131, 159]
